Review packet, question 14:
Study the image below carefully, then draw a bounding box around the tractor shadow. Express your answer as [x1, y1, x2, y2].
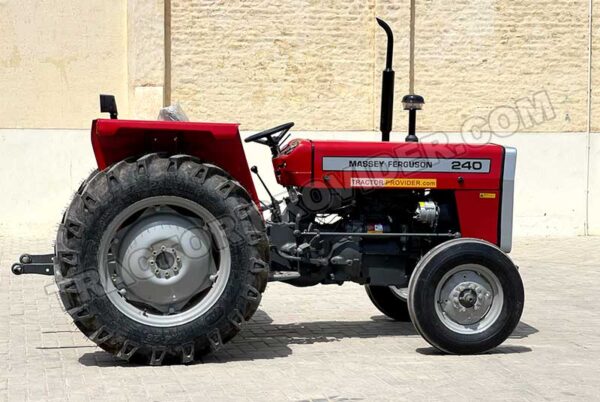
[415, 321, 537, 355]
[77, 310, 538, 366]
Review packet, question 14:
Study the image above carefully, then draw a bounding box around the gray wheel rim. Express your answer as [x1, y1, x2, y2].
[434, 264, 503, 334]
[389, 286, 408, 301]
[98, 196, 231, 327]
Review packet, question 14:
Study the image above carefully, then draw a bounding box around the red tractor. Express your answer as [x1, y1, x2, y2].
[12, 19, 523, 365]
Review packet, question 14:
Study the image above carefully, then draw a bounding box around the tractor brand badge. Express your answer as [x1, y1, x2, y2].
[323, 157, 491, 173]
[351, 177, 437, 188]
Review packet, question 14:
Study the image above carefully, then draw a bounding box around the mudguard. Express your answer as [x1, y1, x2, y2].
[91, 119, 258, 203]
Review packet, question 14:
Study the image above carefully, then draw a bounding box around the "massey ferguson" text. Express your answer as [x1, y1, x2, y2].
[348, 160, 434, 169]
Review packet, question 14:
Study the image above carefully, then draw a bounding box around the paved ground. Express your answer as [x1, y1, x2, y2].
[1, 235, 599, 401]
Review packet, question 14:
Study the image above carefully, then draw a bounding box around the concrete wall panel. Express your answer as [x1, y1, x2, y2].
[0, 129, 587, 238]
[0, 0, 128, 128]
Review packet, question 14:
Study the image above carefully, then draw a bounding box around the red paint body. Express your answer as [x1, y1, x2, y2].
[91, 119, 506, 246]
[91, 119, 259, 203]
[273, 139, 505, 244]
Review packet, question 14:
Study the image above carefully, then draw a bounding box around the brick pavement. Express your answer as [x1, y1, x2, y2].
[1, 235, 599, 401]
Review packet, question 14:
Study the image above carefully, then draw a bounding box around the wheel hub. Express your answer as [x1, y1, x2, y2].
[458, 288, 477, 308]
[149, 246, 181, 278]
[435, 264, 503, 333]
[115, 212, 216, 314]
[98, 196, 232, 327]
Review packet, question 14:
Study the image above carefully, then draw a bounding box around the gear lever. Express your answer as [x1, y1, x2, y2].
[250, 166, 281, 222]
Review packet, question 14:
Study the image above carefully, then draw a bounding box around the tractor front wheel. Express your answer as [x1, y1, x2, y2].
[54, 154, 268, 365]
[408, 238, 524, 354]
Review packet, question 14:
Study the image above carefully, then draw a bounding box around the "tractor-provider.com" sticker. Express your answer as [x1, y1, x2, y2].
[350, 177, 437, 188]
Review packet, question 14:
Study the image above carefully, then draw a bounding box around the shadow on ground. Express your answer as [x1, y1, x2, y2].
[415, 345, 533, 355]
[74, 309, 537, 367]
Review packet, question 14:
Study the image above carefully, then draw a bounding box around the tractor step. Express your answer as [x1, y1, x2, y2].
[11, 253, 54, 276]
[269, 271, 301, 282]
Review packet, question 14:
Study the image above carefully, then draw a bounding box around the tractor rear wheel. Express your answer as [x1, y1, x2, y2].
[407, 238, 524, 354]
[54, 154, 269, 365]
[365, 285, 411, 321]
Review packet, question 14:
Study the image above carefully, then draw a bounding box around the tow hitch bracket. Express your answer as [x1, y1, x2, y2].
[11, 254, 55, 276]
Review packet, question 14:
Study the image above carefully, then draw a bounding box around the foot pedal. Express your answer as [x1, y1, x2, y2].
[269, 271, 301, 282]
[11, 253, 55, 276]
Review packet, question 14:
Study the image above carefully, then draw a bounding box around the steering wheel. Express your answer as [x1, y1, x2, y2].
[244, 122, 294, 146]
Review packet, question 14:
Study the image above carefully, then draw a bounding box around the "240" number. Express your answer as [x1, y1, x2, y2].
[451, 161, 483, 171]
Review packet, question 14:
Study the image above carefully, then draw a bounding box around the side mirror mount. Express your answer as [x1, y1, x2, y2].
[99, 94, 118, 119]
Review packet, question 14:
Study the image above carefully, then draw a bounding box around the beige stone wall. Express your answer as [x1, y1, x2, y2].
[592, 0, 600, 131]
[169, 0, 376, 131]
[1, 0, 600, 235]
[377, 0, 589, 134]
[0, 0, 128, 128]
[128, 0, 165, 119]
[166, 0, 591, 133]
[0, 0, 596, 133]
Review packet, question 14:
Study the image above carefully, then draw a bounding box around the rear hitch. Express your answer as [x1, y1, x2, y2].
[11, 253, 55, 276]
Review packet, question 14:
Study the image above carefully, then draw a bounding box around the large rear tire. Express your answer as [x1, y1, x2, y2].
[54, 154, 269, 365]
[407, 238, 524, 354]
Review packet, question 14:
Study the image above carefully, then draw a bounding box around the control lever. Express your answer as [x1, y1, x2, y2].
[250, 166, 282, 222]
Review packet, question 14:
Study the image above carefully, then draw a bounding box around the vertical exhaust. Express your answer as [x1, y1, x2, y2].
[377, 12, 424, 143]
[377, 18, 395, 142]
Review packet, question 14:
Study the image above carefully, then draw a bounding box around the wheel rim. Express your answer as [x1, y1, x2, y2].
[389, 286, 408, 301]
[434, 264, 503, 334]
[98, 196, 231, 327]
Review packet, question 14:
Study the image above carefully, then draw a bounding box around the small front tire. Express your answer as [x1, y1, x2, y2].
[408, 238, 524, 354]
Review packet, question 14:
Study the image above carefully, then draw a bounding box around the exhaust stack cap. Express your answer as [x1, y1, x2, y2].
[402, 94, 424, 111]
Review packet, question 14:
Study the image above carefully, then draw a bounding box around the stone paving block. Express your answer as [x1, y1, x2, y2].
[1, 236, 600, 400]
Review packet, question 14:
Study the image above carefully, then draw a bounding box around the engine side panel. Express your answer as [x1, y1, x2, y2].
[274, 139, 507, 246]
[275, 139, 504, 190]
[91, 119, 258, 203]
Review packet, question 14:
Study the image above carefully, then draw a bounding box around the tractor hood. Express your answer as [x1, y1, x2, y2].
[273, 139, 506, 190]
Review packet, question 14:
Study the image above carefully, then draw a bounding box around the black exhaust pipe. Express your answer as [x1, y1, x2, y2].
[377, 18, 394, 142]
[377, 17, 424, 143]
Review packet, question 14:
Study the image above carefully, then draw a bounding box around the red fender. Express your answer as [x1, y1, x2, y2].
[91, 119, 258, 204]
